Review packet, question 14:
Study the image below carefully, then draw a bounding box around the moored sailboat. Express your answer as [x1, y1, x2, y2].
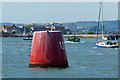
[96, 2, 119, 48]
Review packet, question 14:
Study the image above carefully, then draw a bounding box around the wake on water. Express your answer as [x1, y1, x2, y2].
[64, 41, 85, 44]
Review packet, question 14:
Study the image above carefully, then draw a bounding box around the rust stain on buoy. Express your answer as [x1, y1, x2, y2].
[29, 31, 69, 68]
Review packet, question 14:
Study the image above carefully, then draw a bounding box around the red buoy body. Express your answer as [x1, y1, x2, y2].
[29, 31, 68, 68]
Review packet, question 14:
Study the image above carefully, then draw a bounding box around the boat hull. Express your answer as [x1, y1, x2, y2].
[23, 38, 32, 40]
[96, 45, 119, 48]
[96, 42, 119, 48]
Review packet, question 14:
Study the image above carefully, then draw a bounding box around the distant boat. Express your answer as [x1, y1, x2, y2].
[107, 35, 119, 40]
[96, 2, 119, 48]
[23, 37, 32, 40]
[65, 41, 79, 43]
[66, 36, 80, 43]
[102, 34, 119, 41]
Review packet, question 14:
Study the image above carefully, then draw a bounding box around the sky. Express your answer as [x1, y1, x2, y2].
[1, 2, 118, 23]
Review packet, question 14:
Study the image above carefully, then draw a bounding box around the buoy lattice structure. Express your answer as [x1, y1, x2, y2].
[29, 31, 69, 68]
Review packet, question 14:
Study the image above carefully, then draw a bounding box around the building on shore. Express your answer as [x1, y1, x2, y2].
[0, 24, 24, 36]
[32, 22, 66, 34]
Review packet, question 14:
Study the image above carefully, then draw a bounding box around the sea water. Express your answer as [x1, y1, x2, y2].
[2, 37, 118, 78]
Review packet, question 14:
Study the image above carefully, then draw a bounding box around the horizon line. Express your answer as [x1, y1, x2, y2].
[1, 19, 118, 24]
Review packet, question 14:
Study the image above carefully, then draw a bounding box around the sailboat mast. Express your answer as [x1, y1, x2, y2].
[97, 1, 102, 41]
[101, 2, 104, 37]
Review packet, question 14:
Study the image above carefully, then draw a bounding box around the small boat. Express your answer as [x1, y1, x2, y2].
[66, 36, 80, 43]
[65, 41, 79, 43]
[23, 37, 32, 40]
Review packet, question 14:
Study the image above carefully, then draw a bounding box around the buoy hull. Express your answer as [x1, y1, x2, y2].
[29, 31, 68, 68]
[29, 62, 68, 68]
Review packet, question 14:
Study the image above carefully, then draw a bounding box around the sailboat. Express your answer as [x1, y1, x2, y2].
[23, 27, 32, 40]
[96, 2, 119, 48]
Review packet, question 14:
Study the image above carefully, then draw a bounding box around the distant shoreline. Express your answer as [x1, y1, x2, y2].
[1, 34, 120, 38]
[63, 34, 105, 37]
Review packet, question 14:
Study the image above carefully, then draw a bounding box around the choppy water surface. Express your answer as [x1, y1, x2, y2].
[2, 37, 118, 78]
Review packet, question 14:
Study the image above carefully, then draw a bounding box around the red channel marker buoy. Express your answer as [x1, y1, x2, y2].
[29, 31, 69, 68]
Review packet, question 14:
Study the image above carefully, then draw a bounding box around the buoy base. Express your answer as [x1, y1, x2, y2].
[29, 63, 69, 68]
